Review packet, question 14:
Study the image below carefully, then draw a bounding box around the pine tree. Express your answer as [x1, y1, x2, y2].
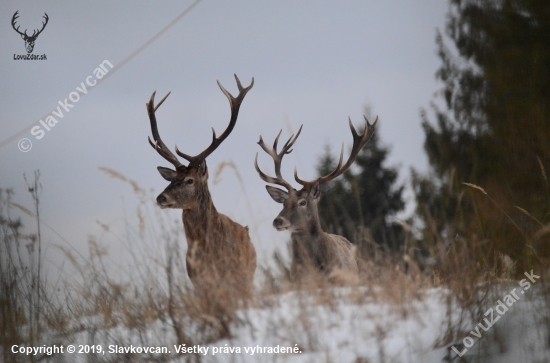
[316, 115, 405, 255]
[416, 0, 550, 270]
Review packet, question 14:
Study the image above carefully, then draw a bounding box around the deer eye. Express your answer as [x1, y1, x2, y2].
[185, 178, 194, 185]
[298, 200, 307, 207]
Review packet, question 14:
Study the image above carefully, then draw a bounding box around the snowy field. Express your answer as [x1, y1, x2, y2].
[54, 280, 549, 363]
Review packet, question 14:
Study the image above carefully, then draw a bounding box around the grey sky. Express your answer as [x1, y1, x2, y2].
[0, 1, 447, 270]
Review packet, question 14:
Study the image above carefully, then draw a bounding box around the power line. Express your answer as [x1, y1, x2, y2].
[0, 0, 202, 151]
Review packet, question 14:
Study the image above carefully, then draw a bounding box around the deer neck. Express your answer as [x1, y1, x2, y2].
[181, 187, 219, 245]
[290, 211, 331, 271]
[291, 211, 325, 242]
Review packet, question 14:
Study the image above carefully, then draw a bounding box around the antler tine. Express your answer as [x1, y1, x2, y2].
[36, 13, 49, 36]
[294, 116, 378, 188]
[11, 11, 25, 36]
[175, 74, 254, 166]
[146, 91, 183, 168]
[153, 91, 171, 111]
[281, 126, 302, 154]
[255, 125, 303, 191]
[255, 154, 293, 191]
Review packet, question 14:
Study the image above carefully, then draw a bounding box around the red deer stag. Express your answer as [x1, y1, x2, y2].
[146, 75, 256, 297]
[255, 117, 377, 280]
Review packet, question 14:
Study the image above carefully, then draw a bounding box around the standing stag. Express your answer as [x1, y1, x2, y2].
[147, 75, 256, 297]
[255, 117, 377, 280]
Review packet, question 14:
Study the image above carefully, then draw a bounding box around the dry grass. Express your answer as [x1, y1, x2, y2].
[1, 167, 549, 363]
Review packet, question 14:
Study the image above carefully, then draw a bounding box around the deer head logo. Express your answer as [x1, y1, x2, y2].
[12, 11, 49, 54]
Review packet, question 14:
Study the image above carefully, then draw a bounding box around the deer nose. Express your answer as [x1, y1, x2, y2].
[156, 194, 167, 205]
[273, 218, 284, 228]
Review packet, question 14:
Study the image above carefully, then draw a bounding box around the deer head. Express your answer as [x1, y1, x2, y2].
[255, 116, 377, 233]
[147, 74, 254, 210]
[12, 11, 49, 54]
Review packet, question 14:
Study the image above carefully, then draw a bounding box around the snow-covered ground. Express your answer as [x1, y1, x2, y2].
[53, 281, 549, 363]
[211, 288, 450, 363]
[208, 285, 549, 363]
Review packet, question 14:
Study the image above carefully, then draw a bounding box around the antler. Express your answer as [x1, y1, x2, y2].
[32, 13, 49, 39]
[255, 125, 303, 191]
[11, 11, 48, 39]
[175, 74, 254, 167]
[294, 116, 378, 189]
[11, 11, 25, 36]
[146, 91, 183, 169]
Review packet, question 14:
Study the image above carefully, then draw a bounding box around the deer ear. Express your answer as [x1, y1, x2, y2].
[157, 166, 176, 181]
[310, 181, 321, 201]
[197, 161, 208, 179]
[266, 185, 288, 203]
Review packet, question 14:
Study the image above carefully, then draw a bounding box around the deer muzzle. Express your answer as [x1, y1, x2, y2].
[156, 193, 175, 209]
[273, 216, 290, 231]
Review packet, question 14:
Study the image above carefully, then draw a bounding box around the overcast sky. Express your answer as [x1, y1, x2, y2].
[0, 1, 448, 273]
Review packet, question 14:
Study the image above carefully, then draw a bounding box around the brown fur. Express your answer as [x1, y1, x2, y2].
[146, 75, 256, 298]
[158, 163, 256, 297]
[267, 185, 358, 281]
[256, 118, 376, 281]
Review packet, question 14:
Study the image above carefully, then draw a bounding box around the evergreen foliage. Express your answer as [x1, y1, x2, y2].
[415, 0, 550, 271]
[316, 117, 406, 255]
